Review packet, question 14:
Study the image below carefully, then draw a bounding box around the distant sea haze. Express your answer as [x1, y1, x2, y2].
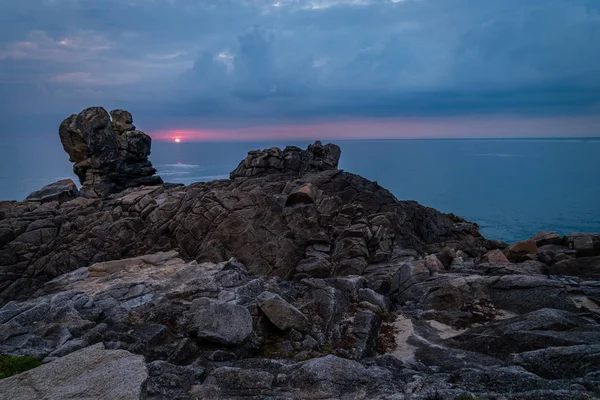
[1, 138, 599, 243]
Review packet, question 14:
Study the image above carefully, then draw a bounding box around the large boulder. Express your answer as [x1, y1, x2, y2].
[509, 345, 600, 379]
[188, 298, 253, 345]
[257, 291, 309, 331]
[488, 275, 579, 314]
[449, 308, 600, 358]
[506, 239, 538, 262]
[25, 179, 79, 204]
[531, 231, 563, 247]
[59, 107, 162, 198]
[564, 233, 600, 257]
[549, 256, 600, 280]
[289, 355, 392, 398]
[482, 249, 510, 263]
[0, 344, 147, 400]
[191, 367, 275, 398]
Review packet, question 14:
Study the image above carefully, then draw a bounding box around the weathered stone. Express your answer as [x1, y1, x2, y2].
[507, 239, 538, 262]
[146, 360, 204, 399]
[390, 260, 430, 300]
[450, 308, 600, 358]
[424, 254, 444, 273]
[438, 247, 457, 268]
[358, 288, 390, 313]
[564, 233, 600, 257]
[230, 140, 341, 179]
[110, 109, 135, 134]
[25, 179, 79, 204]
[549, 256, 600, 279]
[489, 275, 578, 314]
[286, 183, 318, 207]
[509, 345, 600, 379]
[531, 231, 563, 247]
[289, 355, 392, 398]
[0, 344, 147, 400]
[189, 298, 253, 344]
[257, 291, 308, 331]
[191, 367, 274, 398]
[483, 249, 510, 263]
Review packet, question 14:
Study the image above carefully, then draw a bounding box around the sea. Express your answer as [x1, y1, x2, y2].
[1, 137, 599, 244]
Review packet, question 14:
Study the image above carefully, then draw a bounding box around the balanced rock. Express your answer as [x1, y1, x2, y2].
[59, 106, 162, 198]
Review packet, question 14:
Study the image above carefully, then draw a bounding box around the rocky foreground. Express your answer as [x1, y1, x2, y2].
[0, 107, 599, 400]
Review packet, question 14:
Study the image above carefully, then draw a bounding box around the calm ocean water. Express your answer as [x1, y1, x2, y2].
[1, 138, 599, 243]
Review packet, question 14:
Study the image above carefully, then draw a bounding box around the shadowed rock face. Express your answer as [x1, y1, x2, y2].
[59, 107, 162, 198]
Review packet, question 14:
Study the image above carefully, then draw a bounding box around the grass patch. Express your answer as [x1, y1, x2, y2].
[0, 354, 43, 379]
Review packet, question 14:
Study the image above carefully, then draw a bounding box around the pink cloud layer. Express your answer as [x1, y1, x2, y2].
[150, 115, 600, 142]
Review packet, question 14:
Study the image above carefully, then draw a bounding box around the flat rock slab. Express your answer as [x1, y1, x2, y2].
[0, 344, 147, 400]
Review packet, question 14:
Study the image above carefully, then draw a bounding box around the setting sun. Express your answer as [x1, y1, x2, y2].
[174, 138, 181, 143]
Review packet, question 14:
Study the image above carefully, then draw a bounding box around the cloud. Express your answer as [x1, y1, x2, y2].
[0, 0, 599, 133]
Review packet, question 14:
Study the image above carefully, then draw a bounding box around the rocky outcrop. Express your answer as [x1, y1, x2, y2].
[230, 141, 341, 178]
[59, 107, 162, 198]
[1, 111, 599, 399]
[0, 141, 485, 305]
[0, 248, 598, 399]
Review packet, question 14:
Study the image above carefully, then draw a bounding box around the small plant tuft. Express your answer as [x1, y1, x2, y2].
[0, 353, 43, 379]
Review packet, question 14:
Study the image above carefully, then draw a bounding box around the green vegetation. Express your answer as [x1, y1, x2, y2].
[0, 353, 43, 379]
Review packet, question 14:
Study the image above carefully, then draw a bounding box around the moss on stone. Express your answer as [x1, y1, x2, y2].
[0, 353, 43, 379]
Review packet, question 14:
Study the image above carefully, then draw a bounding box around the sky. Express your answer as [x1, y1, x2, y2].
[1, 0, 600, 141]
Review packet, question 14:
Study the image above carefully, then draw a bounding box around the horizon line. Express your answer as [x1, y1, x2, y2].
[151, 136, 600, 143]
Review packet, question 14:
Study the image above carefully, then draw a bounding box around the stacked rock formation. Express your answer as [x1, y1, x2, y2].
[59, 107, 162, 198]
[230, 141, 342, 178]
[0, 109, 599, 399]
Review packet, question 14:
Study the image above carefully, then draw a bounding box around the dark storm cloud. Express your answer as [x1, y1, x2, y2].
[1, 0, 599, 132]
